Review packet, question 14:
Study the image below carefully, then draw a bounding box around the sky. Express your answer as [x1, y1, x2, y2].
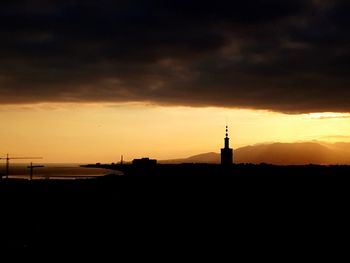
[1, 0, 350, 163]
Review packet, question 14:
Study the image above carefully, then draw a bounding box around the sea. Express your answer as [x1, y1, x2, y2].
[0, 163, 120, 180]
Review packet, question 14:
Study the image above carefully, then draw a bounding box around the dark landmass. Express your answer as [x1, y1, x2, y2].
[1, 163, 349, 251]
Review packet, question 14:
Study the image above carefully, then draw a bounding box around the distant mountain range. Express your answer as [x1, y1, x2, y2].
[160, 141, 350, 165]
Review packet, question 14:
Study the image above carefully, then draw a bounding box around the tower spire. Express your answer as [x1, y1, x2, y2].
[224, 126, 230, 149]
[221, 125, 233, 165]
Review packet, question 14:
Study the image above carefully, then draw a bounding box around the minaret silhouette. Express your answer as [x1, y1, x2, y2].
[221, 126, 233, 166]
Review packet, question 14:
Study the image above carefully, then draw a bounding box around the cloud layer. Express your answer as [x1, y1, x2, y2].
[1, 0, 350, 113]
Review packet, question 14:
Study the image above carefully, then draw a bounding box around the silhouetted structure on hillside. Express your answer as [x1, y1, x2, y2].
[132, 158, 157, 166]
[221, 126, 233, 166]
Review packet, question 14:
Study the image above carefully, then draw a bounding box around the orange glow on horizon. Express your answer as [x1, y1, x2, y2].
[1, 103, 350, 163]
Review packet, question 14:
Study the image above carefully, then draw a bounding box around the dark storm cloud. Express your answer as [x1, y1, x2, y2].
[0, 0, 350, 113]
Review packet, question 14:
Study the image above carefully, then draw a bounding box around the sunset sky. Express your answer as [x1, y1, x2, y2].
[1, 0, 350, 163]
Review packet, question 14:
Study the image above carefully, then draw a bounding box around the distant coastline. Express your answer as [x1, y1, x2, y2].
[0, 163, 113, 180]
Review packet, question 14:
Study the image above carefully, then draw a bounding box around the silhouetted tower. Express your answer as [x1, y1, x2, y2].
[221, 126, 233, 166]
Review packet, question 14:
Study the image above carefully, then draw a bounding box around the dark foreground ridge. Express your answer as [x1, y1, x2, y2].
[1, 164, 350, 250]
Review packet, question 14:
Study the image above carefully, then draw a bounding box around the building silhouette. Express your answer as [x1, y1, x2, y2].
[131, 158, 157, 176]
[132, 158, 157, 167]
[221, 126, 233, 165]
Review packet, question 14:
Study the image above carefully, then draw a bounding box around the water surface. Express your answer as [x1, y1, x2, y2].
[0, 163, 117, 179]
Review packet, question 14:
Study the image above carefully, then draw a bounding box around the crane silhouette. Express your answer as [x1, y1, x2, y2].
[0, 154, 42, 179]
[28, 162, 45, 180]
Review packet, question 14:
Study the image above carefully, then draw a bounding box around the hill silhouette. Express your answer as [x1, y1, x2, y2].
[160, 141, 350, 165]
[160, 152, 220, 164]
